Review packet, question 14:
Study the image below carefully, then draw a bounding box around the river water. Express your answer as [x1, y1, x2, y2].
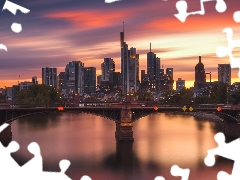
[10, 112, 234, 180]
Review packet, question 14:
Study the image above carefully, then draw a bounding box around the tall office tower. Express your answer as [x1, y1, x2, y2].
[120, 23, 129, 94]
[97, 75, 102, 86]
[101, 58, 115, 81]
[141, 70, 149, 91]
[136, 53, 140, 91]
[160, 69, 164, 80]
[159, 68, 174, 91]
[176, 78, 185, 92]
[128, 47, 139, 92]
[112, 72, 121, 92]
[166, 68, 173, 80]
[32, 76, 38, 84]
[58, 72, 66, 95]
[42, 67, 57, 89]
[147, 43, 160, 92]
[65, 61, 84, 95]
[84, 67, 96, 94]
[194, 56, 206, 89]
[218, 64, 231, 85]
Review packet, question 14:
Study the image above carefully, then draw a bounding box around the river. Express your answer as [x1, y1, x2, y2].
[10, 112, 234, 180]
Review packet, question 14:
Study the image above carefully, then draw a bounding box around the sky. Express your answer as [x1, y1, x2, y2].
[0, 0, 240, 88]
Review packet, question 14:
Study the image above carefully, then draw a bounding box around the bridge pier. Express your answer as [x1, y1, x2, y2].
[0, 124, 12, 147]
[115, 107, 134, 141]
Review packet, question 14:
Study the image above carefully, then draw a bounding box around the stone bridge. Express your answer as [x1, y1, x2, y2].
[1, 103, 240, 145]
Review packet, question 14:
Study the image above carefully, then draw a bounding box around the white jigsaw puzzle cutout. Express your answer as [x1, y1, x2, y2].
[216, 11, 240, 78]
[1, 119, 240, 179]
[0, 123, 91, 180]
[105, 0, 121, 3]
[154, 165, 190, 180]
[174, 0, 227, 22]
[1, 0, 240, 179]
[1, 0, 30, 51]
[3, 0, 30, 15]
[204, 132, 240, 180]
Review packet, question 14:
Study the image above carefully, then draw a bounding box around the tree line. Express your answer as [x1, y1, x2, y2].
[16, 84, 61, 106]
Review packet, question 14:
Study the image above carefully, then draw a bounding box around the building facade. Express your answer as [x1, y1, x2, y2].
[42, 67, 57, 89]
[120, 27, 129, 94]
[58, 72, 66, 95]
[32, 76, 38, 84]
[140, 70, 149, 91]
[176, 78, 185, 92]
[120, 25, 139, 93]
[65, 61, 84, 95]
[147, 43, 160, 92]
[84, 67, 96, 94]
[19, 81, 33, 90]
[128, 47, 139, 92]
[218, 64, 231, 85]
[101, 58, 115, 81]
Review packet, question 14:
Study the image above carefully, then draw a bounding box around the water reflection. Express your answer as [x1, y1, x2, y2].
[103, 142, 140, 171]
[10, 112, 235, 180]
[16, 113, 62, 131]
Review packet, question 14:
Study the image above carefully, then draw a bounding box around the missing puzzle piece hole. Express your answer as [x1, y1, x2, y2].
[232, 47, 240, 59]
[80, 175, 92, 180]
[234, 11, 240, 23]
[216, 46, 228, 58]
[215, 0, 227, 13]
[204, 154, 216, 167]
[59, 159, 70, 174]
[154, 176, 165, 180]
[11, 23, 22, 33]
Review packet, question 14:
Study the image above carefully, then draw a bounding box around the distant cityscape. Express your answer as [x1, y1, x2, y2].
[0, 25, 239, 103]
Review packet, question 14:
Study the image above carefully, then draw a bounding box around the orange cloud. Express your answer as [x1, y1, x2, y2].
[142, 11, 237, 33]
[45, 10, 133, 30]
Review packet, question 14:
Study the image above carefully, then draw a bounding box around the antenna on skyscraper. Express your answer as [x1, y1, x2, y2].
[123, 22, 124, 33]
[150, 42, 151, 52]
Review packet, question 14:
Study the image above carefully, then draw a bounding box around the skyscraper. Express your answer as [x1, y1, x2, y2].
[141, 70, 149, 91]
[120, 23, 129, 93]
[101, 58, 115, 81]
[176, 78, 185, 92]
[58, 72, 66, 95]
[84, 67, 96, 94]
[166, 68, 173, 80]
[194, 56, 206, 89]
[42, 67, 57, 88]
[128, 47, 139, 92]
[218, 64, 231, 85]
[65, 61, 84, 95]
[112, 72, 121, 92]
[97, 75, 102, 86]
[147, 43, 160, 92]
[120, 23, 139, 93]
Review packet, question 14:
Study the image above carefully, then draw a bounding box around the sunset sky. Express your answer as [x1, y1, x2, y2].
[0, 0, 240, 88]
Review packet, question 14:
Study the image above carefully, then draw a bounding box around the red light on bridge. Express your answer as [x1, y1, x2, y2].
[153, 106, 158, 111]
[217, 107, 222, 112]
[58, 106, 64, 111]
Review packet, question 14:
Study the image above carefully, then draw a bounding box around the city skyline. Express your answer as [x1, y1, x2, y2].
[0, 0, 239, 88]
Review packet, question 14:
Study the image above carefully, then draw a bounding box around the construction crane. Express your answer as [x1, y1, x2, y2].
[205, 72, 211, 82]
